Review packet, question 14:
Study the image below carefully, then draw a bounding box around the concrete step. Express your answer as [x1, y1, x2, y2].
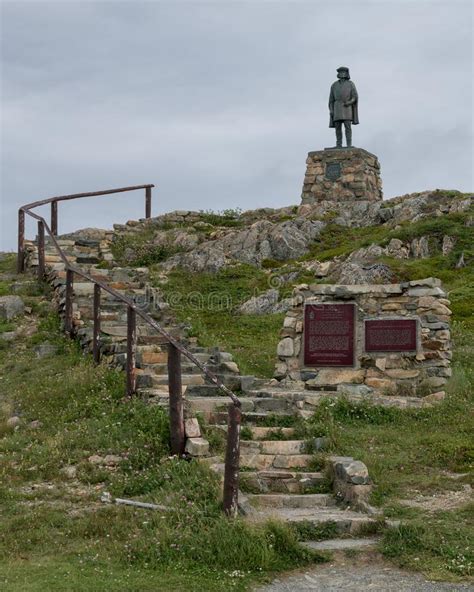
[247, 493, 335, 509]
[247, 507, 377, 534]
[240, 470, 326, 494]
[301, 537, 380, 551]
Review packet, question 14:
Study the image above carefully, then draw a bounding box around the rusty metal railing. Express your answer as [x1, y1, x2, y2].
[17, 185, 241, 516]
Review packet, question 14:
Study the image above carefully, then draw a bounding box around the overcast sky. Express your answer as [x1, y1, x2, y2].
[1, 0, 472, 250]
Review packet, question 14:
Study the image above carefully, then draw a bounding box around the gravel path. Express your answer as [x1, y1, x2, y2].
[256, 563, 473, 591]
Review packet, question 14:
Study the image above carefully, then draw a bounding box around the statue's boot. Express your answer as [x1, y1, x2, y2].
[335, 124, 343, 148]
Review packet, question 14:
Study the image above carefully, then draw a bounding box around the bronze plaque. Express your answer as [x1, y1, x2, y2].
[325, 162, 342, 181]
[304, 303, 355, 367]
[365, 319, 417, 352]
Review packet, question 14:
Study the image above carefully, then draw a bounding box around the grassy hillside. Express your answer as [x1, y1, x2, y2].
[149, 207, 474, 581]
[0, 255, 320, 592]
[154, 205, 473, 376]
[1, 199, 473, 587]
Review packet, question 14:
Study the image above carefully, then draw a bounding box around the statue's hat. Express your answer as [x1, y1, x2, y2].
[336, 66, 349, 72]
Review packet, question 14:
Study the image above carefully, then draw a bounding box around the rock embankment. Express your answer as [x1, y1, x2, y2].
[111, 190, 471, 273]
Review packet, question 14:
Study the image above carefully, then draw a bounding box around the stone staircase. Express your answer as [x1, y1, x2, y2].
[25, 230, 382, 551]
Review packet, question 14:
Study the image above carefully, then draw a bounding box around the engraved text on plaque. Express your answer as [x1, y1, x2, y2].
[304, 303, 355, 366]
[365, 319, 417, 352]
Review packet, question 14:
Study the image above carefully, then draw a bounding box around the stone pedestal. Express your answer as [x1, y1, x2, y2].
[301, 147, 383, 205]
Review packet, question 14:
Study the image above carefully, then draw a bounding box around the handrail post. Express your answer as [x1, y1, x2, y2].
[168, 343, 185, 455]
[223, 403, 241, 517]
[65, 268, 74, 335]
[126, 306, 137, 396]
[37, 221, 45, 280]
[93, 284, 101, 364]
[17, 209, 25, 273]
[145, 186, 152, 219]
[51, 201, 58, 236]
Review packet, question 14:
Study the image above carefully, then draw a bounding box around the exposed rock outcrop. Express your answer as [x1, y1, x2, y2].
[163, 218, 326, 273]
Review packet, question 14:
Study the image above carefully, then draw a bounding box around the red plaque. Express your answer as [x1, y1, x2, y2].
[304, 304, 355, 367]
[365, 319, 417, 352]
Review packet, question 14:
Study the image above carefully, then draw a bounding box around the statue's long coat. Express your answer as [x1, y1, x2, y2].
[329, 79, 359, 127]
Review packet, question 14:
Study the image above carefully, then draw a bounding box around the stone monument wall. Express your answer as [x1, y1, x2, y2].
[301, 147, 383, 205]
[275, 278, 452, 397]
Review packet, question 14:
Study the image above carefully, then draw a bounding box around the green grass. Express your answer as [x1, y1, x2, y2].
[111, 228, 185, 267]
[0, 253, 16, 273]
[312, 323, 473, 502]
[156, 265, 284, 377]
[0, 276, 323, 591]
[299, 322, 474, 581]
[306, 205, 473, 265]
[381, 506, 473, 579]
[198, 208, 244, 228]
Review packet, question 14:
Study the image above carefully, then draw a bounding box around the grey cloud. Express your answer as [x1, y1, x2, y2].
[1, 0, 472, 249]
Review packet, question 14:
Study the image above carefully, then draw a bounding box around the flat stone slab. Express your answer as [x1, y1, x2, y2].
[247, 507, 376, 534]
[256, 563, 473, 591]
[301, 537, 379, 551]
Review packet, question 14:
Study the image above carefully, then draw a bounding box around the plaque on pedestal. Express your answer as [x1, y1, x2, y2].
[365, 319, 417, 352]
[304, 303, 355, 367]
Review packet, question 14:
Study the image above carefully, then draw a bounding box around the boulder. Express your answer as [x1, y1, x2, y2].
[164, 218, 325, 272]
[6, 416, 21, 428]
[0, 296, 24, 320]
[238, 289, 293, 315]
[442, 235, 456, 256]
[410, 236, 430, 258]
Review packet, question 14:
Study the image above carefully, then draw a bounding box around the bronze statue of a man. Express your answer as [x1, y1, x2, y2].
[329, 66, 359, 148]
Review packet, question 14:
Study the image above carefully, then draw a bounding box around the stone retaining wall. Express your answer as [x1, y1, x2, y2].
[275, 278, 452, 397]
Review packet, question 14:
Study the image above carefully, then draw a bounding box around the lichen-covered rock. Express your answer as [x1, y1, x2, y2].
[238, 289, 293, 315]
[442, 235, 456, 256]
[410, 236, 430, 258]
[0, 295, 25, 320]
[331, 261, 395, 285]
[163, 218, 325, 273]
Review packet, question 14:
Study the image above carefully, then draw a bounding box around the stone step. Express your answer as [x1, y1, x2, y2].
[184, 396, 293, 415]
[136, 373, 205, 388]
[301, 537, 380, 551]
[248, 426, 296, 440]
[246, 493, 335, 509]
[247, 507, 377, 534]
[137, 362, 212, 375]
[241, 440, 307, 455]
[240, 452, 314, 470]
[215, 410, 296, 425]
[240, 470, 326, 494]
[111, 334, 177, 349]
[247, 387, 427, 410]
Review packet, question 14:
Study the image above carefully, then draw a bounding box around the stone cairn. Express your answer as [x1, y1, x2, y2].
[301, 148, 383, 205]
[275, 278, 451, 404]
